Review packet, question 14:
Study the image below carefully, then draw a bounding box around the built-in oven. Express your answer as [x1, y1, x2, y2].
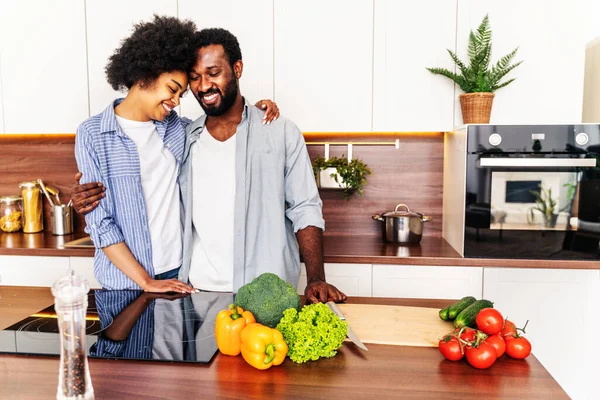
[463, 125, 600, 259]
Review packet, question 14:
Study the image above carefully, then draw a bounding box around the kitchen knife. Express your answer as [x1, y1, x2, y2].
[327, 301, 368, 351]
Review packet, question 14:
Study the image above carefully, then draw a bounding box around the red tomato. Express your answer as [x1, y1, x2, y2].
[465, 342, 497, 369]
[457, 327, 477, 343]
[501, 320, 517, 337]
[505, 336, 532, 359]
[485, 334, 506, 358]
[476, 308, 504, 334]
[438, 337, 464, 361]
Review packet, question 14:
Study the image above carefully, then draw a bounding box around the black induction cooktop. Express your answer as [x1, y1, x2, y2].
[0, 290, 233, 364]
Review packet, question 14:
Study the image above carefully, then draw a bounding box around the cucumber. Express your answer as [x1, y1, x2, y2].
[453, 299, 494, 328]
[439, 307, 450, 321]
[447, 296, 477, 320]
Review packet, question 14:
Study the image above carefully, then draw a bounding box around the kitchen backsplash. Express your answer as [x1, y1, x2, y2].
[0, 133, 444, 237]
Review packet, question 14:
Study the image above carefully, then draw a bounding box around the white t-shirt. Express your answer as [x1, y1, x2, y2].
[116, 115, 182, 275]
[188, 129, 236, 291]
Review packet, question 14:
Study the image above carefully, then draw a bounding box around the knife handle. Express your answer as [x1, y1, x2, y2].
[326, 301, 346, 321]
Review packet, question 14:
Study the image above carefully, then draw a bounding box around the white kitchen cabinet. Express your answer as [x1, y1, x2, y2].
[297, 263, 372, 297]
[372, 264, 483, 299]
[0, 1, 88, 133]
[0, 51, 4, 134]
[373, 0, 457, 132]
[274, 0, 373, 132]
[0, 255, 70, 287]
[455, 0, 586, 125]
[178, 0, 274, 121]
[85, 0, 177, 116]
[483, 267, 600, 400]
[69, 257, 101, 289]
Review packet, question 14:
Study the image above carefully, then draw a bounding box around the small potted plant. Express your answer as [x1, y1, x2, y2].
[312, 155, 371, 201]
[527, 184, 558, 228]
[426, 14, 523, 124]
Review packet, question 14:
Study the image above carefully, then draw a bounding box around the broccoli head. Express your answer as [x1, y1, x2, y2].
[234, 272, 301, 328]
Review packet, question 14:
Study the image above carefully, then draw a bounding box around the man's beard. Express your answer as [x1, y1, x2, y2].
[195, 77, 239, 116]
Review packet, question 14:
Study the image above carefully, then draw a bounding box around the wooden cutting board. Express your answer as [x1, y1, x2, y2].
[338, 303, 454, 347]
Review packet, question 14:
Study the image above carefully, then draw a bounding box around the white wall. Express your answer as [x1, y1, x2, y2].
[0, 1, 598, 133]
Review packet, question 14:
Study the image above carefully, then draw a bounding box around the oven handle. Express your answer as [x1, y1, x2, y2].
[479, 158, 597, 167]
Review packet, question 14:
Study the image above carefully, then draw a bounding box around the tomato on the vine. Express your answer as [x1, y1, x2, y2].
[438, 336, 464, 361]
[465, 341, 497, 369]
[485, 333, 506, 358]
[457, 327, 477, 343]
[505, 336, 531, 359]
[476, 308, 504, 334]
[501, 320, 517, 337]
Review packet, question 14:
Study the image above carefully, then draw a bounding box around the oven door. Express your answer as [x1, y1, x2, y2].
[464, 155, 600, 259]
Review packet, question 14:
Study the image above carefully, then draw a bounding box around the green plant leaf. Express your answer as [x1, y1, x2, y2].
[427, 14, 522, 93]
[312, 156, 372, 201]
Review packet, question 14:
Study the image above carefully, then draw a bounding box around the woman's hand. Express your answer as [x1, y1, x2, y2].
[142, 278, 197, 294]
[255, 100, 280, 124]
[71, 172, 105, 215]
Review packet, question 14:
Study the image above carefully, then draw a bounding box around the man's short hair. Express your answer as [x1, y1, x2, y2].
[193, 28, 242, 69]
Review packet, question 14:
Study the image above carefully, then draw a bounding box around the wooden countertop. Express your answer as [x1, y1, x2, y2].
[0, 286, 567, 399]
[1, 231, 599, 269]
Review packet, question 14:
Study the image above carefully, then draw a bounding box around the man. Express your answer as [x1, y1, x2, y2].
[73, 27, 346, 304]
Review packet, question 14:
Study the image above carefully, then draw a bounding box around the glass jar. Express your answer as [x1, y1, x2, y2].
[19, 181, 44, 233]
[0, 195, 23, 233]
[52, 274, 95, 400]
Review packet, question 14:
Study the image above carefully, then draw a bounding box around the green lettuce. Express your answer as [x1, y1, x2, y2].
[276, 303, 348, 363]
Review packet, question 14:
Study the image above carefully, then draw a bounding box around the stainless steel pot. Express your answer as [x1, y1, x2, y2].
[372, 204, 432, 244]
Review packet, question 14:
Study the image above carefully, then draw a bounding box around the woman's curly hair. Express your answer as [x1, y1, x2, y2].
[105, 15, 197, 91]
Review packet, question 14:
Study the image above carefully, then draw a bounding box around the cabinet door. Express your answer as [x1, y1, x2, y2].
[455, 0, 586, 125]
[297, 263, 372, 297]
[274, 0, 373, 132]
[373, 0, 457, 132]
[484, 268, 600, 400]
[372, 264, 483, 299]
[85, 0, 177, 116]
[0, 51, 4, 134]
[178, 0, 274, 121]
[0, 256, 70, 287]
[0, 1, 88, 133]
[69, 257, 101, 289]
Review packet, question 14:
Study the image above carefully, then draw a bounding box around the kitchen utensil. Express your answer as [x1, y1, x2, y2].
[36, 178, 55, 207]
[327, 301, 368, 351]
[51, 204, 73, 235]
[336, 304, 451, 347]
[46, 186, 61, 205]
[19, 181, 44, 233]
[372, 204, 432, 244]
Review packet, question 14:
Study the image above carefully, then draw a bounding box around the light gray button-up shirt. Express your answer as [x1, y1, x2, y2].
[178, 100, 325, 291]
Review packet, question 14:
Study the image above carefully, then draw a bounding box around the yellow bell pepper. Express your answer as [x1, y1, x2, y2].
[240, 323, 288, 370]
[215, 304, 256, 356]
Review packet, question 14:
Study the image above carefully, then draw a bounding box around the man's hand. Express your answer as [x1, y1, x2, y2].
[71, 172, 105, 215]
[304, 279, 347, 304]
[255, 99, 280, 124]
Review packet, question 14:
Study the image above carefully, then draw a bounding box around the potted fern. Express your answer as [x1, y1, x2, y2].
[312, 155, 371, 201]
[426, 14, 523, 124]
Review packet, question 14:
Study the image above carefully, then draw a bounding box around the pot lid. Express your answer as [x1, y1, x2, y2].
[382, 204, 422, 218]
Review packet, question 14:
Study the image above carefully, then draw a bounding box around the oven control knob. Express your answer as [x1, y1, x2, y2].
[489, 133, 502, 146]
[576, 132, 589, 146]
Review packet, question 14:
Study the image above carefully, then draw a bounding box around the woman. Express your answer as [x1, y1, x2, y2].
[75, 15, 278, 292]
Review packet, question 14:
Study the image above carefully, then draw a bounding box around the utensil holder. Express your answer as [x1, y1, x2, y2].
[51, 205, 74, 235]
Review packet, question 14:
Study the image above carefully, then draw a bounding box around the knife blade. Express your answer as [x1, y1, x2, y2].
[326, 301, 368, 351]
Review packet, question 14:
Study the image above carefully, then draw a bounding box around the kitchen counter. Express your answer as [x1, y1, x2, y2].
[0, 286, 568, 399]
[1, 231, 599, 269]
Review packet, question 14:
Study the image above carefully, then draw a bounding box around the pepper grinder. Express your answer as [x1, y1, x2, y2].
[52, 274, 95, 400]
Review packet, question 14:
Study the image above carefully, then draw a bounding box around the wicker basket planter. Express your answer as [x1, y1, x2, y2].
[459, 92, 495, 124]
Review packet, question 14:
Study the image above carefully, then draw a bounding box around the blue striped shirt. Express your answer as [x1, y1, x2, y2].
[75, 99, 189, 290]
